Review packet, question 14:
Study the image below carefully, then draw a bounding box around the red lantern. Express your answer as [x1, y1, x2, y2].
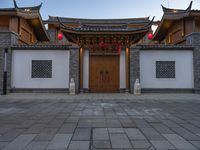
[99, 41, 104, 48]
[117, 44, 121, 55]
[147, 32, 153, 40]
[57, 32, 63, 40]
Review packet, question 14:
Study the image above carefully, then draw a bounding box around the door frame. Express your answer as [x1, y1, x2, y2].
[89, 54, 120, 93]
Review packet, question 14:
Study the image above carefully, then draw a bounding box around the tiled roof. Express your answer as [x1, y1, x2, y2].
[45, 16, 150, 24]
[57, 17, 153, 33]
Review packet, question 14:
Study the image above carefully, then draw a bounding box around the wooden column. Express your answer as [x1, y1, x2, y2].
[125, 47, 130, 93]
[79, 47, 84, 93]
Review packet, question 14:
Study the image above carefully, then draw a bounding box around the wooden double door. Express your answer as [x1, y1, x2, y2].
[89, 55, 119, 93]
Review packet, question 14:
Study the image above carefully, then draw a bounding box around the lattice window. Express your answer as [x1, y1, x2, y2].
[32, 60, 52, 78]
[156, 61, 175, 78]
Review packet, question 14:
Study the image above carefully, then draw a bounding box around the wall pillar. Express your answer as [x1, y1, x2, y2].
[69, 46, 80, 93]
[125, 47, 130, 93]
[129, 46, 140, 94]
[186, 33, 200, 93]
[79, 48, 84, 93]
[0, 32, 18, 94]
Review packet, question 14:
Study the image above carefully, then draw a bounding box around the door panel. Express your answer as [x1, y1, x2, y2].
[89, 55, 119, 93]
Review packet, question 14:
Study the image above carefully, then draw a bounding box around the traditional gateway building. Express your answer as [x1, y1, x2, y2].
[0, 1, 200, 94]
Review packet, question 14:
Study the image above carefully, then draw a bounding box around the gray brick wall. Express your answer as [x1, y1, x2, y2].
[0, 47, 3, 94]
[69, 46, 80, 93]
[0, 31, 18, 46]
[7, 48, 12, 94]
[48, 29, 68, 44]
[186, 33, 200, 91]
[0, 32, 18, 94]
[48, 29, 56, 43]
[129, 46, 140, 94]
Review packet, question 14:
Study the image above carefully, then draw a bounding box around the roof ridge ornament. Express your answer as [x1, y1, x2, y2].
[57, 17, 69, 29]
[57, 17, 64, 27]
[13, 0, 18, 8]
[186, 1, 193, 11]
[144, 16, 154, 28]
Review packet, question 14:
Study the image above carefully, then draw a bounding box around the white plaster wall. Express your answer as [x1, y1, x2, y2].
[120, 49, 126, 89]
[140, 50, 194, 88]
[11, 50, 70, 89]
[83, 49, 89, 89]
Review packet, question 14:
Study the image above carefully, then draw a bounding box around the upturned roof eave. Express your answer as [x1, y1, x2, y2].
[153, 1, 198, 41]
[0, 1, 49, 42]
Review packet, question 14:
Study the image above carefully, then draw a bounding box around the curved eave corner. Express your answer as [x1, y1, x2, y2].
[161, 1, 192, 14]
[13, 0, 43, 11]
[153, 1, 193, 41]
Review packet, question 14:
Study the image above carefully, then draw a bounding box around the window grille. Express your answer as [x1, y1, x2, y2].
[156, 61, 175, 78]
[32, 60, 52, 78]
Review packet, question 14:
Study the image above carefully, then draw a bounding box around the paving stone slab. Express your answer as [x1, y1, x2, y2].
[24, 141, 49, 150]
[131, 140, 152, 149]
[33, 128, 58, 141]
[2, 134, 36, 150]
[180, 123, 200, 134]
[150, 140, 176, 149]
[46, 134, 72, 150]
[163, 134, 198, 150]
[92, 140, 111, 149]
[190, 141, 200, 149]
[68, 141, 90, 150]
[93, 128, 109, 140]
[124, 128, 146, 140]
[110, 133, 133, 149]
[0, 129, 25, 142]
[140, 128, 165, 140]
[150, 123, 174, 134]
[25, 124, 45, 134]
[172, 127, 200, 141]
[108, 128, 124, 133]
[72, 128, 91, 140]
[0, 142, 9, 149]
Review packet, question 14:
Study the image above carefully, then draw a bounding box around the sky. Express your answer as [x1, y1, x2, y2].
[1, 0, 200, 21]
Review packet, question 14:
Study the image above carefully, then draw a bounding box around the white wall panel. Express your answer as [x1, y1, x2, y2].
[140, 50, 194, 88]
[11, 50, 70, 89]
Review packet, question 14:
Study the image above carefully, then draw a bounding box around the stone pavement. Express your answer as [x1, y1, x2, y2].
[0, 93, 200, 150]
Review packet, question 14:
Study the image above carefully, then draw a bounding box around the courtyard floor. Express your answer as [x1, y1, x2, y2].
[0, 93, 200, 150]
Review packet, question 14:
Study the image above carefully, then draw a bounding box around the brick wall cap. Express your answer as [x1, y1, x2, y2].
[186, 32, 200, 38]
[11, 44, 71, 50]
[0, 31, 19, 36]
[138, 44, 194, 50]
